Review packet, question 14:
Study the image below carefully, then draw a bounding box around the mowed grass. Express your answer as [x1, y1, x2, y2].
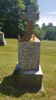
[0, 39, 56, 100]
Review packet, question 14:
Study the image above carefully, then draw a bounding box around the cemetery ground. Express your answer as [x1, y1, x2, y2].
[0, 39, 56, 100]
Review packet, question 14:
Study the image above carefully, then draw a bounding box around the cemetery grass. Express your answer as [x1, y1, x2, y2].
[0, 39, 56, 100]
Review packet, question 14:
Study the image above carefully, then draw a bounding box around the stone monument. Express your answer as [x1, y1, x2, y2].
[14, 0, 43, 90]
[14, 34, 43, 90]
[0, 31, 7, 46]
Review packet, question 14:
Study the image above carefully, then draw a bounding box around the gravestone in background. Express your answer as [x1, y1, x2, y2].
[0, 32, 7, 46]
[14, 34, 43, 90]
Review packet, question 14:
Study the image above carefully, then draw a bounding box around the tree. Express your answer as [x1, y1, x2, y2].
[41, 23, 47, 39]
[41, 23, 56, 40]
[18, 0, 39, 39]
[0, 0, 39, 38]
[0, 0, 25, 37]
[34, 24, 41, 38]
[44, 26, 56, 40]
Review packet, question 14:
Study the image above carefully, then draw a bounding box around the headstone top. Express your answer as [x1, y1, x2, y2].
[18, 33, 40, 42]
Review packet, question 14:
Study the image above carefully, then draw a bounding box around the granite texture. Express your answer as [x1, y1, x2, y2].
[18, 42, 40, 71]
[14, 40, 43, 90]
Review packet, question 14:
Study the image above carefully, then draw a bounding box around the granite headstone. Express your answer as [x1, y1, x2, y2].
[14, 34, 43, 90]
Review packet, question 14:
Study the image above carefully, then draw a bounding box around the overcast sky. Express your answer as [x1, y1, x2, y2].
[37, 0, 56, 26]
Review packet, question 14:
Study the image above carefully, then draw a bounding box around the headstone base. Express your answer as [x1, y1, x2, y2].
[14, 65, 43, 90]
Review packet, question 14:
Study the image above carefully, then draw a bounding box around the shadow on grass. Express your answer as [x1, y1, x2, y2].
[0, 74, 39, 97]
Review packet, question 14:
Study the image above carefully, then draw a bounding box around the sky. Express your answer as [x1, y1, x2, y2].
[37, 0, 56, 26]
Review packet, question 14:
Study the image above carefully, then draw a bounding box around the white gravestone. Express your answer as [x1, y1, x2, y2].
[0, 32, 7, 45]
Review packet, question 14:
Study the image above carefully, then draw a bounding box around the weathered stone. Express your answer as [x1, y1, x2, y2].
[14, 34, 43, 90]
[18, 41, 40, 71]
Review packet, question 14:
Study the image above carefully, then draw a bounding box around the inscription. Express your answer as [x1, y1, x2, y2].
[18, 42, 40, 70]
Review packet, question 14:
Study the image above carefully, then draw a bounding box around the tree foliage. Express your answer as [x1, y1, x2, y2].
[0, 0, 39, 38]
[0, 0, 20, 37]
[40, 23, 56, 40]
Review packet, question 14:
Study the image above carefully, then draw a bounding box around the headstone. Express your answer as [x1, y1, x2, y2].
[0, 32, 7, 46]
[14, 34, 43, 90]
[18, 40, 40, 71]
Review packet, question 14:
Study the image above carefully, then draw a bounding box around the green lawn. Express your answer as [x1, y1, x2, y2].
[0, 39, 56, 100]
